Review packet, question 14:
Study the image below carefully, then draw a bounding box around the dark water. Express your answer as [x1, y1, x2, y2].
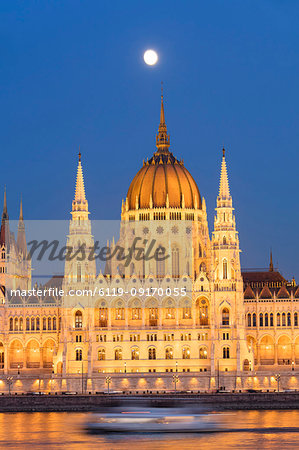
[0, 411, 299, 449]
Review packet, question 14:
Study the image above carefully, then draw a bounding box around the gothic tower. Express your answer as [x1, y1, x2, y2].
[211, 149, 252, 376]
[59, 153, 96, 376]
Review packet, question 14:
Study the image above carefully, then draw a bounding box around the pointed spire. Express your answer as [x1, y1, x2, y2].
[218, 148, 231, 199]
[156, 82, 170, 153]
[19, 195, 23, 221]
[17, 195, 27, 256]
[2, 187, 8, 221]
[269, 249, 274, 272]
[0, 188, 9, 247]
[72, 151, 88, 212]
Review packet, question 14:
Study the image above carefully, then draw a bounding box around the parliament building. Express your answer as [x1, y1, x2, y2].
[0, 94, 298, 393]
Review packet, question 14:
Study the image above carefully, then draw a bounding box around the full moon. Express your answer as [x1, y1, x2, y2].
[144, 49, 158, 66]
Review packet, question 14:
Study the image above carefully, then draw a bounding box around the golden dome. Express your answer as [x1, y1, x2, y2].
[126, 94, 201, 211]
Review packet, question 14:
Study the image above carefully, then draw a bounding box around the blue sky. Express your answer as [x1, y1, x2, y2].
[1, 1, 299, 279]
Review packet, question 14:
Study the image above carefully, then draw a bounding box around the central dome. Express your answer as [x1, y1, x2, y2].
[126, 95, 201, 211]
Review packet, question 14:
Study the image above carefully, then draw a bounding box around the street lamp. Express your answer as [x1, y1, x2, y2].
[176, 361, 178, 372]
[275, 373, 281, 392]
[17, 364, 20, 377]
[6, 376, 13, 395]
[105, 376, 112, 394]
[172, 374, 179, 392]
[124, 361, 127, 373]
[292, 361, 295, 372]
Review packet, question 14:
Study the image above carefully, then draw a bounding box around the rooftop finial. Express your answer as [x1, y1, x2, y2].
[19, 194, 23, 221]
[269, 249, 274, 272]
[78, 146, 81, 162]
[156, 83, 170, 153]
[218, 148, 231, 199]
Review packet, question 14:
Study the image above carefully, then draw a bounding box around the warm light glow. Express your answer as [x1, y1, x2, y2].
[144, 49, 158, 66]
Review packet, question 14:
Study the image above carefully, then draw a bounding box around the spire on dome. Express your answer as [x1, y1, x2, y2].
[218, 148, 231, 199]
[156, 82, 170, 153]
[72, 152, 88, 212]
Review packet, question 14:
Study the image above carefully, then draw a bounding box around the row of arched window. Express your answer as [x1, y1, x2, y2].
[96, 303, 211, 325]
[247, 312, 298, 328]
[95, 346, 213, 361]
[9, 316, 58, 332]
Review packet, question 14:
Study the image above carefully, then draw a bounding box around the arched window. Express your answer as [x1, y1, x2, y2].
[223, 259, 228, 279]
[265, 313, 269, 327]
[165, 347, 173, 359]
[0, 345, 4, 369]
[277, 313, 281, 327]
[131, 308, 141, 320]
[48, 317, 52, 330]
[172, 247, 180, 277]
[98, 349, 105, 361]
[182, 307, 191, 319]
[223, 347, 230, 359]
[259, 313, 263, 327]
[198, 243, 202, 258]
[36, 317, 40, 331]
[252, 313, 256, 327]
[115, 308, 124, 320]
[9, 318, 13, 331]
[115, 348, 122, 360]
[182, 347, 190, 359]
[26, 317, 30, 331]
[282, 312, 286, 326]
[156, 246, 165, 278]
[131, 347, 139, 360]
[75, 311, 83, 328]
[43, 317, 47, 330]
[99, 308, 108, 326]
[270, 313, 274, 327]
[53, 317, 57, 330]
[31, 317, 35, 331]
[247, 313, 252, 327]
[222, 308, 229, 326]
[199, 299, 209, 325]
[287, 312, 291, 327]
[77, 264, 81, 282]
[148, 347, 156, 360]
[199, 347, 208, 359]
[19, 317, 23, 331]
[14, 317, 18, 331]
[165, 308, 175, 319]
[200, 262, 206, 272]
[294, 312, 298, 327]
[223, 236, 227, 245]
[75, 349, 82, 361]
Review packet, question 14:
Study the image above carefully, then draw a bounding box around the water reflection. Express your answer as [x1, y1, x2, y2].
[0, 411, 299, 449]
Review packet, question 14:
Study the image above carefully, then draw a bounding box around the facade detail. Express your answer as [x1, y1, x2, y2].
[0, 95, 298, 393]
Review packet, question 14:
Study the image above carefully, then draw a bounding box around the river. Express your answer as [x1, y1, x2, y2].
[0, 410, 299, 449]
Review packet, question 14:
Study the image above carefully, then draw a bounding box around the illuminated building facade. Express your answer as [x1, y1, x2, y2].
[0, 95, 298, 392]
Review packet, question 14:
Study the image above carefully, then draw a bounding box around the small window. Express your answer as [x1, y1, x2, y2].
[223, 347, 230, 359]
[148, 348, 156, 360]
[76, 349, 82, 361]
[75, 311, 83, 328]
[98, 349, 105, 360]
[222, 308, 229, 326]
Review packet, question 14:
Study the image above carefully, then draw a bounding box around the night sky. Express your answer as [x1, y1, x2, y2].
[1, 1, 299, 280]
